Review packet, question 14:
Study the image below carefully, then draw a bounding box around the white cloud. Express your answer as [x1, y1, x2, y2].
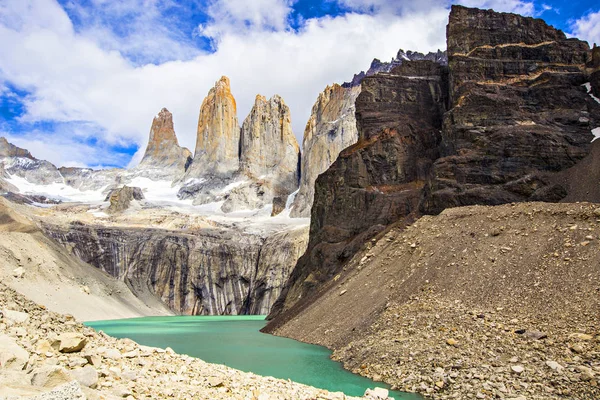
[454, 0, 535, 16]
[570, 10, 600, 48]
[3, 128, 130, 169]
[198, 0, 294, 39]
[61, 0, 203, 64]
[0, 0, 451, 168]
[337, 0, 535, 16]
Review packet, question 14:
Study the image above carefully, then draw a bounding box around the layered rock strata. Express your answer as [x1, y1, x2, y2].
[291, 50, 448, 218]
[267, 6, 600, 324]
[421, 5, 598, 213]
[137, 108, 192, 176]
[43, 223, 308, 316]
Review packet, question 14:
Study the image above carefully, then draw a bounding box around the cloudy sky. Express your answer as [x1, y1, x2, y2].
[1, 0, 599, 168]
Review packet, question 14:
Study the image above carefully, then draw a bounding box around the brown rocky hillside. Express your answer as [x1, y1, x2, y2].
[268, 202, 600, 399]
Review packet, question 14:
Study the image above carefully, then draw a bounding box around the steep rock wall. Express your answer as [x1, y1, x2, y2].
[269, 61, 448, 320]
[266, 5, 600, 328]
[43, 223, 308, 316]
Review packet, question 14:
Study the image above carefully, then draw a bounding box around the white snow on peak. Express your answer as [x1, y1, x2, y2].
[592, 127, 600, 142]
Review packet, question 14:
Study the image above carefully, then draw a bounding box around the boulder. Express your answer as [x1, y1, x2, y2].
[0, 334, 29, 370]
[105, 186, 144, 214]
[1, 309, 29, 324]
[70, 365, 98, 388]
[57, 333, 87, 353]
[30, 366, 73, 388]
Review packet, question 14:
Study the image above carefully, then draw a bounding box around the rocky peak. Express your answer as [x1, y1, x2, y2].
[138, 108, 192, 173]
[186, 76, 240, 178]
[343, 48, 448, 88]
[239, 94, 300, 196]
[0, 137, 34, 159]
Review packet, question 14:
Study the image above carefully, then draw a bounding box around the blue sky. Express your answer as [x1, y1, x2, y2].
[1, 0, 599, 168]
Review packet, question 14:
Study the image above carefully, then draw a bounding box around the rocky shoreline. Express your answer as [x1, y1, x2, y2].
[0, 283, 385, 400]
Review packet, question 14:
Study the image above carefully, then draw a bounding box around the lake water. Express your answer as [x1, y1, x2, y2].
[86, 316, 420, 399]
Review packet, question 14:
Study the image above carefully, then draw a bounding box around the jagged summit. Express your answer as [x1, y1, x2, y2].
[342, 48, 448, 88]
[0, 137, 34, 159]
[185, 75, 240, 179]
[138, 108, 192, 173]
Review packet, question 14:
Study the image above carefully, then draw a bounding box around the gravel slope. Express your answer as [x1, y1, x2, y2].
[269, 202, 600, 399]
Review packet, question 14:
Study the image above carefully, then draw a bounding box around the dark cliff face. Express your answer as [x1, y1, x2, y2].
[43, 223, 308, 316]
[421, 5, 598, 214]
[268, 61, 448, 320]
[265, 5, 600, 326]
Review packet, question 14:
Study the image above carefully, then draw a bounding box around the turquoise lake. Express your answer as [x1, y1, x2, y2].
[86, 316, 420, 399]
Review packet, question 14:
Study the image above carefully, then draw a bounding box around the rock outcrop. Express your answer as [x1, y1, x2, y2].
[267, 6, 600, 324]
[0, 137, 34, 159]
[342, 49, 447, 88]
[185, 76, 240, 179]
[269, 61, 448, 319]
[105, 186, 144, 213]
[239, 95, 300, 196]
[137, 108, 192, 176]
[291, 50, 449, 218]
[290, 85, 361, 217]
[421, 5, 597, 213]
[43, 222, 308, 316]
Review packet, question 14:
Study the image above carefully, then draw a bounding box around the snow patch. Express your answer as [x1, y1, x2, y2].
[583, 82, 600, 104]
[6, 174, 106, 203]
[219, 180, 247, 194]
[126, 177, 193, 205]
[582, 83, 600, 142]
[183, 178, 206, 186]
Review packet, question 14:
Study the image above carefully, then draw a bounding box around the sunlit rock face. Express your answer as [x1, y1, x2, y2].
[186, 76, 241, 179]
[290, 84, 361, 218]
[239, 94, 300, 197]
[137, 108, 192, 177]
